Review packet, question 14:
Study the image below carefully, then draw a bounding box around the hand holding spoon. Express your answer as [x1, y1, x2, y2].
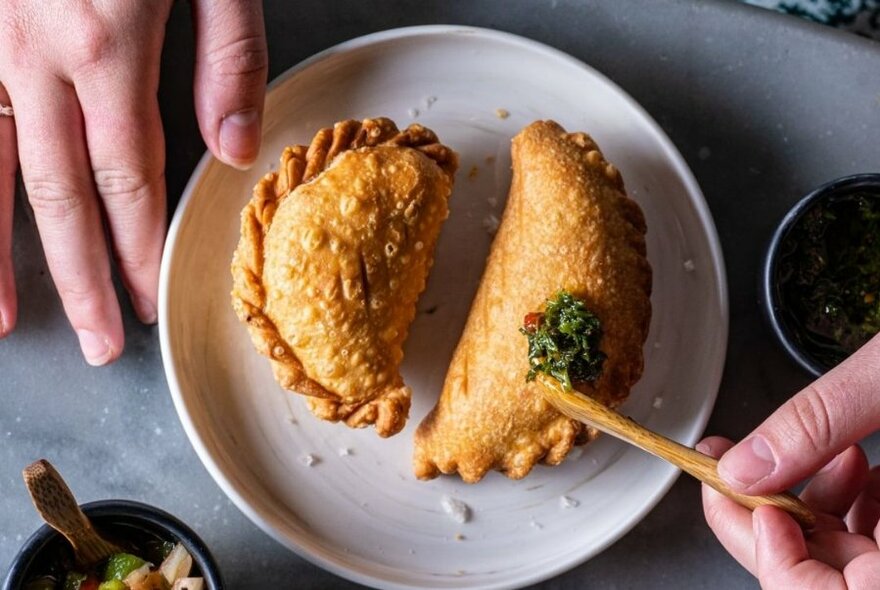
[537, 374, 815, 528]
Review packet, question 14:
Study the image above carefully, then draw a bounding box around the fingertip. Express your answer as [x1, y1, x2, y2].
[119, 262, 160, 326]
[0, 306, 15, 338]
[696, 435, 735, 459]
[844, 552, 880, 588]
[192, 0, 267, 170]
[701, 474, 760, 576]
[123, 270, 159, 326]
[718, 435, 778, 493]
[0, 82, 16, 341]
[752, 505, 775, 540]
[752, 506, 773, 568]
[753, 505, 808, 570]
[76, 328, 123, 367]
[132, 294, 158, 325]
[751, 505, 764, 543]
[74, 310, 125, 367]
[816, 444, 869, 483]
[218, 108, 261, 169]
[0, 274, 17, 338]
[801, 445, 869, 521]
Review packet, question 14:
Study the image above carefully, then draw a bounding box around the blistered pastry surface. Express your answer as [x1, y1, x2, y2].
[231, 118, 457, 437]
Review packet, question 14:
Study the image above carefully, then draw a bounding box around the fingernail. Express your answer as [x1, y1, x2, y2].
[753, 510, 764, 542]
[0, 309, 15, 338]
[696, 441, 712, 455]
[76, 329, 113, 366]
[718, 435, 777, 487]
[134, 297, 157, 324]
[219, 109, 260, 169]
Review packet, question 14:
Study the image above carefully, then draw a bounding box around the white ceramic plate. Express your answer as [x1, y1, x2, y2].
[160, 26, 728, 590]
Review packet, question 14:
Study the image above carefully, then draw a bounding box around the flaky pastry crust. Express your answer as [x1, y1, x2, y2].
[231, 118, 457, 437]
[413, 120, 651, 480]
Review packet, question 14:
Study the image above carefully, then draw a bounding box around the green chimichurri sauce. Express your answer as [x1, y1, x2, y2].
[520, 290, 605, 390]
[777, 192, 880, 368]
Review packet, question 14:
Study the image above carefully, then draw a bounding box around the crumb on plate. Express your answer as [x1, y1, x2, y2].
[559, 495, 580, 509]
[440, 495, 471, 524]
[482, 214, 500, 236]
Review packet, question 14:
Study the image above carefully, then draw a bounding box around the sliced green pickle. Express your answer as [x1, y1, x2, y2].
[103, 553, 147, 581]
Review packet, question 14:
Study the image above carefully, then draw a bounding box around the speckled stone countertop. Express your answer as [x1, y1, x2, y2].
[2, 1, 879, 588]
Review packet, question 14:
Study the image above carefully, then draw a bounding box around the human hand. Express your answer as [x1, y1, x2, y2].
[702, 438, 880, 588]
[0, 0, 268, 364]
[701, 333, 880, 588]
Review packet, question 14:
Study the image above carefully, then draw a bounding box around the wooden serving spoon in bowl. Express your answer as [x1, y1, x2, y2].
[22, 459, 123, 567]
[537, 375, 816, 529]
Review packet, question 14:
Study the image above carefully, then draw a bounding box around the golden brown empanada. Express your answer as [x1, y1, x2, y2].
[413, 120, 651, 480]
[232, 118, 458, 437]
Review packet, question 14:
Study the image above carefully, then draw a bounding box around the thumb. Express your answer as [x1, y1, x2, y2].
[192, 0, 268, 169]
[718, 333, 880, 495]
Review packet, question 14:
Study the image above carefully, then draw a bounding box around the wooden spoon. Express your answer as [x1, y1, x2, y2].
[537, 375, 816, 529]
[22, 459, 124, 566]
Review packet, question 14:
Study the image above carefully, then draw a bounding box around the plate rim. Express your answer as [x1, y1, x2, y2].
[159, 24, 729, 590]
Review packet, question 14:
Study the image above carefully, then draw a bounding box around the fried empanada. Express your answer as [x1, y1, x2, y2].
[413, 120, 651, 480]
[232, 118, 458, 437]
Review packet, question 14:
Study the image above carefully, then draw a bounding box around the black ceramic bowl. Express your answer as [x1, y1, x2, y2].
[3, 500, 224, 590]
[761, 173, 880, 377]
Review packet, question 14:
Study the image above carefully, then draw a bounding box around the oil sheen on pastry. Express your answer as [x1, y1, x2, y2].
[231, 118, 458, 437]
[414, 120, 651, 480]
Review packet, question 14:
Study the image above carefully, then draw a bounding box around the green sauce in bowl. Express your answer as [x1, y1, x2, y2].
[776, 192, 880, 368]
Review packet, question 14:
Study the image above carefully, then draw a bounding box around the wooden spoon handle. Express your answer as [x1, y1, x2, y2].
[22, 459, 122, 565]
[539, 376, 816, 529]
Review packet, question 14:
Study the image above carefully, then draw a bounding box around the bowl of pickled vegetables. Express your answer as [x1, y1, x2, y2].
[3, 500, 222, 590]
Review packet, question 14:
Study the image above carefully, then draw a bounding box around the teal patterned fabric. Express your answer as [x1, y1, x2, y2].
[744, 0, 880, 38]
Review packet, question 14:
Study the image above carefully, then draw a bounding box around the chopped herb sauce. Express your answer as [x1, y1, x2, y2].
[520, 290, 605, 390]
[777, 193, 880, 367]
